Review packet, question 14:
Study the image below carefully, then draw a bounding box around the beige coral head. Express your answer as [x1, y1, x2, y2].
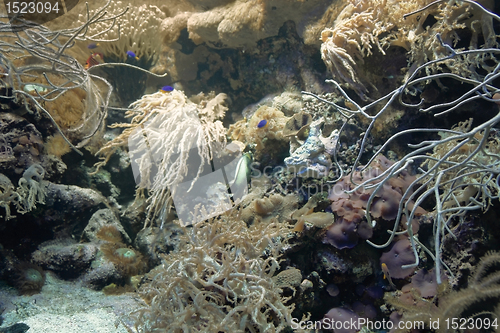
[77, 2, 166, 62]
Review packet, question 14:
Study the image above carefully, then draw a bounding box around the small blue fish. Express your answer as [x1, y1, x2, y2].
[160, 85, 174, 93]
[126, 50, 139, 60]
[87, 43, 99, 49]
[257, 119, 268, 128]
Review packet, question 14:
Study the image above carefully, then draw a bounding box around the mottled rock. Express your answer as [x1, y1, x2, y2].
[32, 240, 98, 279]
[81, 209, 131, 244]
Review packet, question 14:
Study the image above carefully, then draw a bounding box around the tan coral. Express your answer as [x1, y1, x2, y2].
[44, 134, 72, 158]
[228, 118, 248, 143]
[240, 193, 298, 225]
[130, 215, 298, 332]
[76, 2, 166, 63]
[186, 0, 329, 48]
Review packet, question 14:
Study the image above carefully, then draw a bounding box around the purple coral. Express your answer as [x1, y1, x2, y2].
[328, 155, 426, 238]
[323, 307, 360, 333]
[403, 268, 446, 298]
[323, 218, 358, 249]
[352, 301, 377, 319]
[379, 238, 416, 279]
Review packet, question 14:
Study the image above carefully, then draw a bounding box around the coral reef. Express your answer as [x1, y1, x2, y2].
[319, 0, 498, 99]
[93, 90, 228, 226]
[128, 215, 298, 332]
[386, 251, 500, 333]
[1, 1, 500, 332]
[285, 118, 339, 178]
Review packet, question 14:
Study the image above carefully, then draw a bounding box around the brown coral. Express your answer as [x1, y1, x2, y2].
[44, 133, 72, 158]
[244, 105, 290, 165]
[240, 193, 298, 225]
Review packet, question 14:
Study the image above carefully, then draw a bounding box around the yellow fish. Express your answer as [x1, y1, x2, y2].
[381, 263, 396, 289]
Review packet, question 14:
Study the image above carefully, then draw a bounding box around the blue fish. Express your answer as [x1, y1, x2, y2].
[126, 50, 139, 60]
[160, 85, 174, 93]
[257, 119, 268, 128]
[87, 43, 99, 49]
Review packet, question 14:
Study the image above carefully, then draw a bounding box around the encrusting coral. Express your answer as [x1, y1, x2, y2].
[327, 155, 426, 249]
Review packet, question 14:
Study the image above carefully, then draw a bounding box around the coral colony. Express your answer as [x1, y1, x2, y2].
[0, 0, 500, 332]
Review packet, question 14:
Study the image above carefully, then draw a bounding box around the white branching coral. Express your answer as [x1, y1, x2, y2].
[0, 164, 48, 220]
[127, 215, 299, 332]
[17, 164, 48, 214]
[77, 1, 166, 62]
[93, 90, 228, 226]
[404, 0, 500, 80]
[0, 174, 19, 220]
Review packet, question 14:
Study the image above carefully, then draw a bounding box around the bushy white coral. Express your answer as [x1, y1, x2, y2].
[17, 164, 48, 214]
[94, 90, 229, 227]
[127, 216, 299, 332]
